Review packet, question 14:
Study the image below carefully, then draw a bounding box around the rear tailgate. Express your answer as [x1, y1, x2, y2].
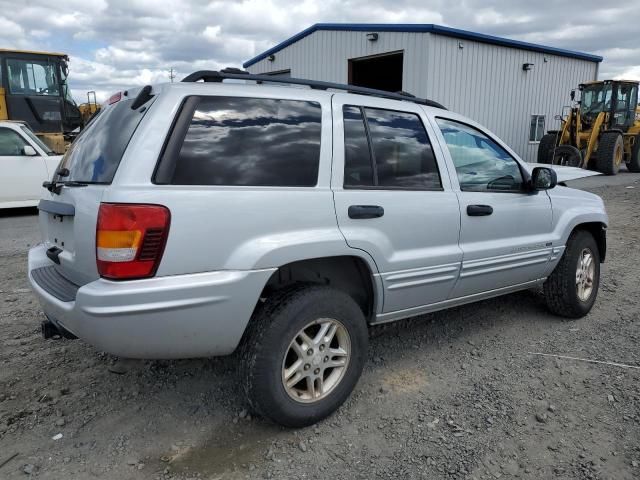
[38, 187, 106, 286]
[38, 88, 156, 287]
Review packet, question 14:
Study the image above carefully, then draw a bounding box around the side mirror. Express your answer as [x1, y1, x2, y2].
[531, 167, 557, 190]
[23, 145, 38, 156]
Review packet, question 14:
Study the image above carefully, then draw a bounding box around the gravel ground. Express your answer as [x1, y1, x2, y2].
[1, 173, 639, 480]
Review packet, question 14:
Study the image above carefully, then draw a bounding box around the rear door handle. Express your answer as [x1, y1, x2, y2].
[467, 204, 493, 216]
[348, 205, 384, 219]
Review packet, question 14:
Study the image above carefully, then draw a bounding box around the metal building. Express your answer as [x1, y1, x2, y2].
[243, 24, 603, 162]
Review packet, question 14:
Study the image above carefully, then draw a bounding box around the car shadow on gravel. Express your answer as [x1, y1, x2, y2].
[137, 288, 557, 476]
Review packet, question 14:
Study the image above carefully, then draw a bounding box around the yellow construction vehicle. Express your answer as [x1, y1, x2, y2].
[538, 80, 640, 174]
[78, 90, 101, 124]
[0, 49, 85, 153]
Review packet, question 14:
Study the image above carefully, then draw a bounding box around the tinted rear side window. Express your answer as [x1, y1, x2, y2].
[366, 108, 441, 189]
[342, 105, 441, 190]
[343, 105, 373, 187]
[170, 97, 322, 186]
[60, 96, 152, 183]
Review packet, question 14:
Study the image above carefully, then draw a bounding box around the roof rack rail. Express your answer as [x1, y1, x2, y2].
[181, 70, 446, 109]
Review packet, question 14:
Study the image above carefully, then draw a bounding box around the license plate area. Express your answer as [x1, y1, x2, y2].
[44, 213, 76, 253]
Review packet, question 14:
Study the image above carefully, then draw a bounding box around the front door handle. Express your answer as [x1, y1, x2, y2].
[348, 205, 385, 219]
[467, 204, 493, 216]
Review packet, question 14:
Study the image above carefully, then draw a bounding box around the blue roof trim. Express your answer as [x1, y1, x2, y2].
[243, 23, 603, 68]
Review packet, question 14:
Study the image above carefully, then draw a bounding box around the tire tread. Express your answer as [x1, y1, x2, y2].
[543, 230, 599, 318]
[596, 132, 623, 175]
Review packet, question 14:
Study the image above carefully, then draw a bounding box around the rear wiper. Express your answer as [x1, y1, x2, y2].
[42, 180, 88, 195]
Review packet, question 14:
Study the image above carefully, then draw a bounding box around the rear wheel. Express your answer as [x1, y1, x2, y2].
[241, 285, 368, 427]
[537, 133, 558, 164]
[626, 134, 640, 172]
[596, 132, 624, 175]
[543, 230, 600, 318]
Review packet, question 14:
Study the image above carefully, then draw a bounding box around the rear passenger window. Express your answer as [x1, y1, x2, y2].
[171, 97, 321, 186]
[343, 105, 441, 190]
[343, 106, 374, 187]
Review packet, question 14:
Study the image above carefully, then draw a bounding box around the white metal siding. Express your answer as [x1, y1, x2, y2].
[247, 30, 598, 162]
[425, 34, 597, 162]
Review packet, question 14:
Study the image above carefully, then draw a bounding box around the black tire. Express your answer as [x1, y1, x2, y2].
[596, 132, 623, 175]
[627, 134, 640, 172]
[543, 230, 600, 318]
[552, 145, 582, 167]
[240, 285, 368, 427]
[537, 133, 558, 164]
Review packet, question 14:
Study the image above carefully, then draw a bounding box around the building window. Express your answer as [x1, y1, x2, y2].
[529, 115, 545, 142]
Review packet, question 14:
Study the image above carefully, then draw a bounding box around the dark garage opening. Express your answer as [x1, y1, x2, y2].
[348, 52, 403, 92]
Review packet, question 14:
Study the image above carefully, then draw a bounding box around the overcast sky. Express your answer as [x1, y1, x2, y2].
[1, 0, 638, 103]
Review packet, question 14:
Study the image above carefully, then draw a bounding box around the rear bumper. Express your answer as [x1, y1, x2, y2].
[28, 244, 275, 359]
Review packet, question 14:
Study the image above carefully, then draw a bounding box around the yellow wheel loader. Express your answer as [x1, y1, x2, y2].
[538, 80, 640, 175]
[0, 49, 93, 154]
[78, 90, 101, 124]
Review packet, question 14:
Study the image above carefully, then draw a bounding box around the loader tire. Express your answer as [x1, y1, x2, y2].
[596, 132, 623, 175]
[626, 134, 640, 172]
[537, 133, 558, 164]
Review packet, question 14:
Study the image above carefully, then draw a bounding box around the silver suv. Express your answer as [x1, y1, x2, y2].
[28, 71, 608, 427]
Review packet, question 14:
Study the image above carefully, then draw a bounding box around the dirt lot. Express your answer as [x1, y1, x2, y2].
[1, 174, 639, 480]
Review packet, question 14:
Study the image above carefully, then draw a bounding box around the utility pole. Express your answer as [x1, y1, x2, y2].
[168, 68, 176, 83]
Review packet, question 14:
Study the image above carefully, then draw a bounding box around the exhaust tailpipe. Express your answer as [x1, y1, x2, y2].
[41, 318, 77, 340]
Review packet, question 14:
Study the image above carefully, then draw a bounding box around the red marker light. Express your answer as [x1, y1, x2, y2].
[107, 92, 122, 105]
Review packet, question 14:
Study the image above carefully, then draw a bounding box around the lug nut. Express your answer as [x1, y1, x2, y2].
[319, 344, 325, 351]
[324, 356, 329, 363]
[304, 364, 310, 371]
[307, 348, 314, 356]
[314, 368, 320, 375]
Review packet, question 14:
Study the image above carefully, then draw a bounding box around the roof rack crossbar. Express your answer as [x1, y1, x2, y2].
[181, 70, 446, 109]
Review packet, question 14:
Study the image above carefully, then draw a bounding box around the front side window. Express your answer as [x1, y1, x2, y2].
[171, 97, 322, 186]
[0, 128, 28, 156]
[7, 59, 60, 96]
[436, 118, 524, 192]
[613, 83, 638, 127]
[343, 105, 441, 190]
[529, 115, 545, 142]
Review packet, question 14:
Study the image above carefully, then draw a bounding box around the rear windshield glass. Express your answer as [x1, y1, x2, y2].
[58, 95, 153, 183]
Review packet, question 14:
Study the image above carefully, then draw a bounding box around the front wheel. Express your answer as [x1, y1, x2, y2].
[241, 285, 368, 427]
[543, 230, 600, 318]
[596, 132, 624, 175]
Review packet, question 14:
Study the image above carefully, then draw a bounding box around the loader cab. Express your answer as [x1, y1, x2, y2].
[579, 80, 639, 131]
[0, 50, 82, 143]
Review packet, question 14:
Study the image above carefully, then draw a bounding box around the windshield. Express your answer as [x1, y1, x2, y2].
[20, 125, 56, 156]
[581, 83, 612, 115]
[56, 95, 155, 183]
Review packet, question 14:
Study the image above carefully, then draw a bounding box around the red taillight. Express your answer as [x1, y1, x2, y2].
[107, 91, 122, 105]
[96, 203, 171, 280]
